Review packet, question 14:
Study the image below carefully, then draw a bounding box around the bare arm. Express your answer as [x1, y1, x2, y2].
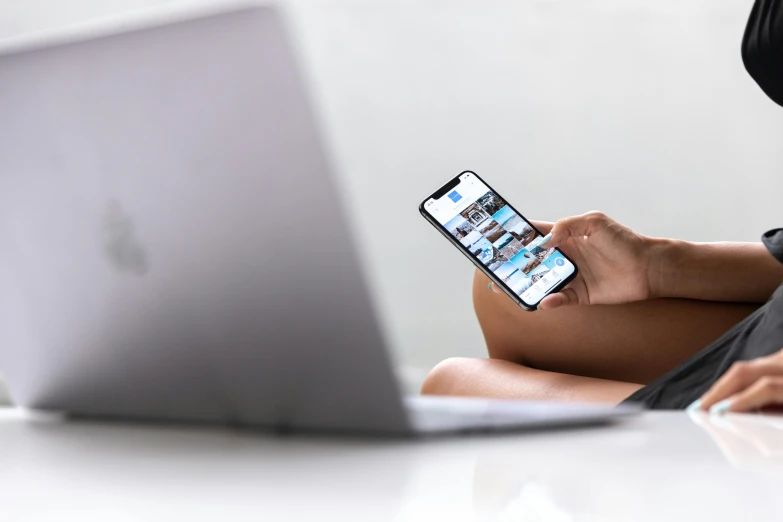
[650, 240, 783, 304]
[530, 213, 783, 310]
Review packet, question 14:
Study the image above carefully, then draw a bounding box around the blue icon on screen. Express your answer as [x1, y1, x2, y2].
[555, 258, 565, 266]
[447, 190, 462, 203]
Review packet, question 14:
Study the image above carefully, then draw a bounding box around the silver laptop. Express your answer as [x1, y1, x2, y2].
[0, 5, 635, 434]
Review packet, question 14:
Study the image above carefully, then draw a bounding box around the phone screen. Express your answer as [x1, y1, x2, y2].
[421, 171, 576, 307]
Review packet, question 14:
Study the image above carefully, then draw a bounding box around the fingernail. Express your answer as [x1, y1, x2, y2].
[686, 399, 702, 413]
[487, 282, 493, 291]
[709, 400, 732, 415]
[538, 233, 553, 246]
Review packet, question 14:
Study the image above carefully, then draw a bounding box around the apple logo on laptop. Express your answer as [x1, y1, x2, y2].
[101, 200, 149, 276]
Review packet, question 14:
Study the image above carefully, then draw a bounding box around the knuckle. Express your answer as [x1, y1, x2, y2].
[586, 210, 608, 221]
[729, 361, 749, 377]
[551, 220, 570, 236]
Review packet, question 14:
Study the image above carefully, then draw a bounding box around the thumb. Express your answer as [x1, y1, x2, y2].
[548, 211, 611, 247]
[488, 281, 504, 294]
[538, 287, 579, 310]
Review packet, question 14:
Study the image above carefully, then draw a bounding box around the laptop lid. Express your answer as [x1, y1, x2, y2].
[0, 5, 409, 433]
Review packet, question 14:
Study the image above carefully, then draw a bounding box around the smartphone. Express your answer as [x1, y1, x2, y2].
[419, 170, 578, 311]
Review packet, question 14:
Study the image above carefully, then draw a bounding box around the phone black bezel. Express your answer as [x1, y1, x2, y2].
[418, 170, 579, 311]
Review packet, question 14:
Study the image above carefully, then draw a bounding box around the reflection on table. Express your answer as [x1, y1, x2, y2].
[689, 411, 783, 472]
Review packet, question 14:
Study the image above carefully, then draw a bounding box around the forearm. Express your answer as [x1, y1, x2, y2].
[649, 239, 783, 304]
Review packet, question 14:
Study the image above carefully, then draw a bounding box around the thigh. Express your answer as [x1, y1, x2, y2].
[473, 269, 760, 385]
[422, 357, 642, 404]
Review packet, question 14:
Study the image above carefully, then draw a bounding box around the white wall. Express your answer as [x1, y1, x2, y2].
[2, 0, 782, 396]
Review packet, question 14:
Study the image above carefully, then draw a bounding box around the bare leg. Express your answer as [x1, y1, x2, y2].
[473, 269, 759, 385]
[421, 357, 642, 404]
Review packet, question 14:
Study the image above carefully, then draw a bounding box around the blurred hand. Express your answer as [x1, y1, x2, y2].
[694, 349, 783, 414]
[491, 211, 655, 309]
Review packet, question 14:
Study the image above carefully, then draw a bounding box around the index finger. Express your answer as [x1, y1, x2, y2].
[548, 211, 611, 247]
[699, 358, 783, 410]
[530, 220, 553, 235]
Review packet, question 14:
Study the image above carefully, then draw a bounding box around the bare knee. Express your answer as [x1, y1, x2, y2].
[421, 357, 477, 396]
[422, 356, 642, 403]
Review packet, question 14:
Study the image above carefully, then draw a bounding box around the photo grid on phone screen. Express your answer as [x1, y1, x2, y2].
[443, 189, 568, 296]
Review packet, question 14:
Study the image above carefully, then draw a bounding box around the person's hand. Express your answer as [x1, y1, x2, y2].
[692, 350, 783, 414]
[490, 211, 656, 309]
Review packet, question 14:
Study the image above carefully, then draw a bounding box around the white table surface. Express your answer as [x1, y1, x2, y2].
[2, 408, 782, 521]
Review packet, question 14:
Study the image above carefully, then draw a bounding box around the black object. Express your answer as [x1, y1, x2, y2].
[743, 0, 783, 106]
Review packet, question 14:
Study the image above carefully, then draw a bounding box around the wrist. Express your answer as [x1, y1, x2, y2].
[645, 236, 690, 299]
